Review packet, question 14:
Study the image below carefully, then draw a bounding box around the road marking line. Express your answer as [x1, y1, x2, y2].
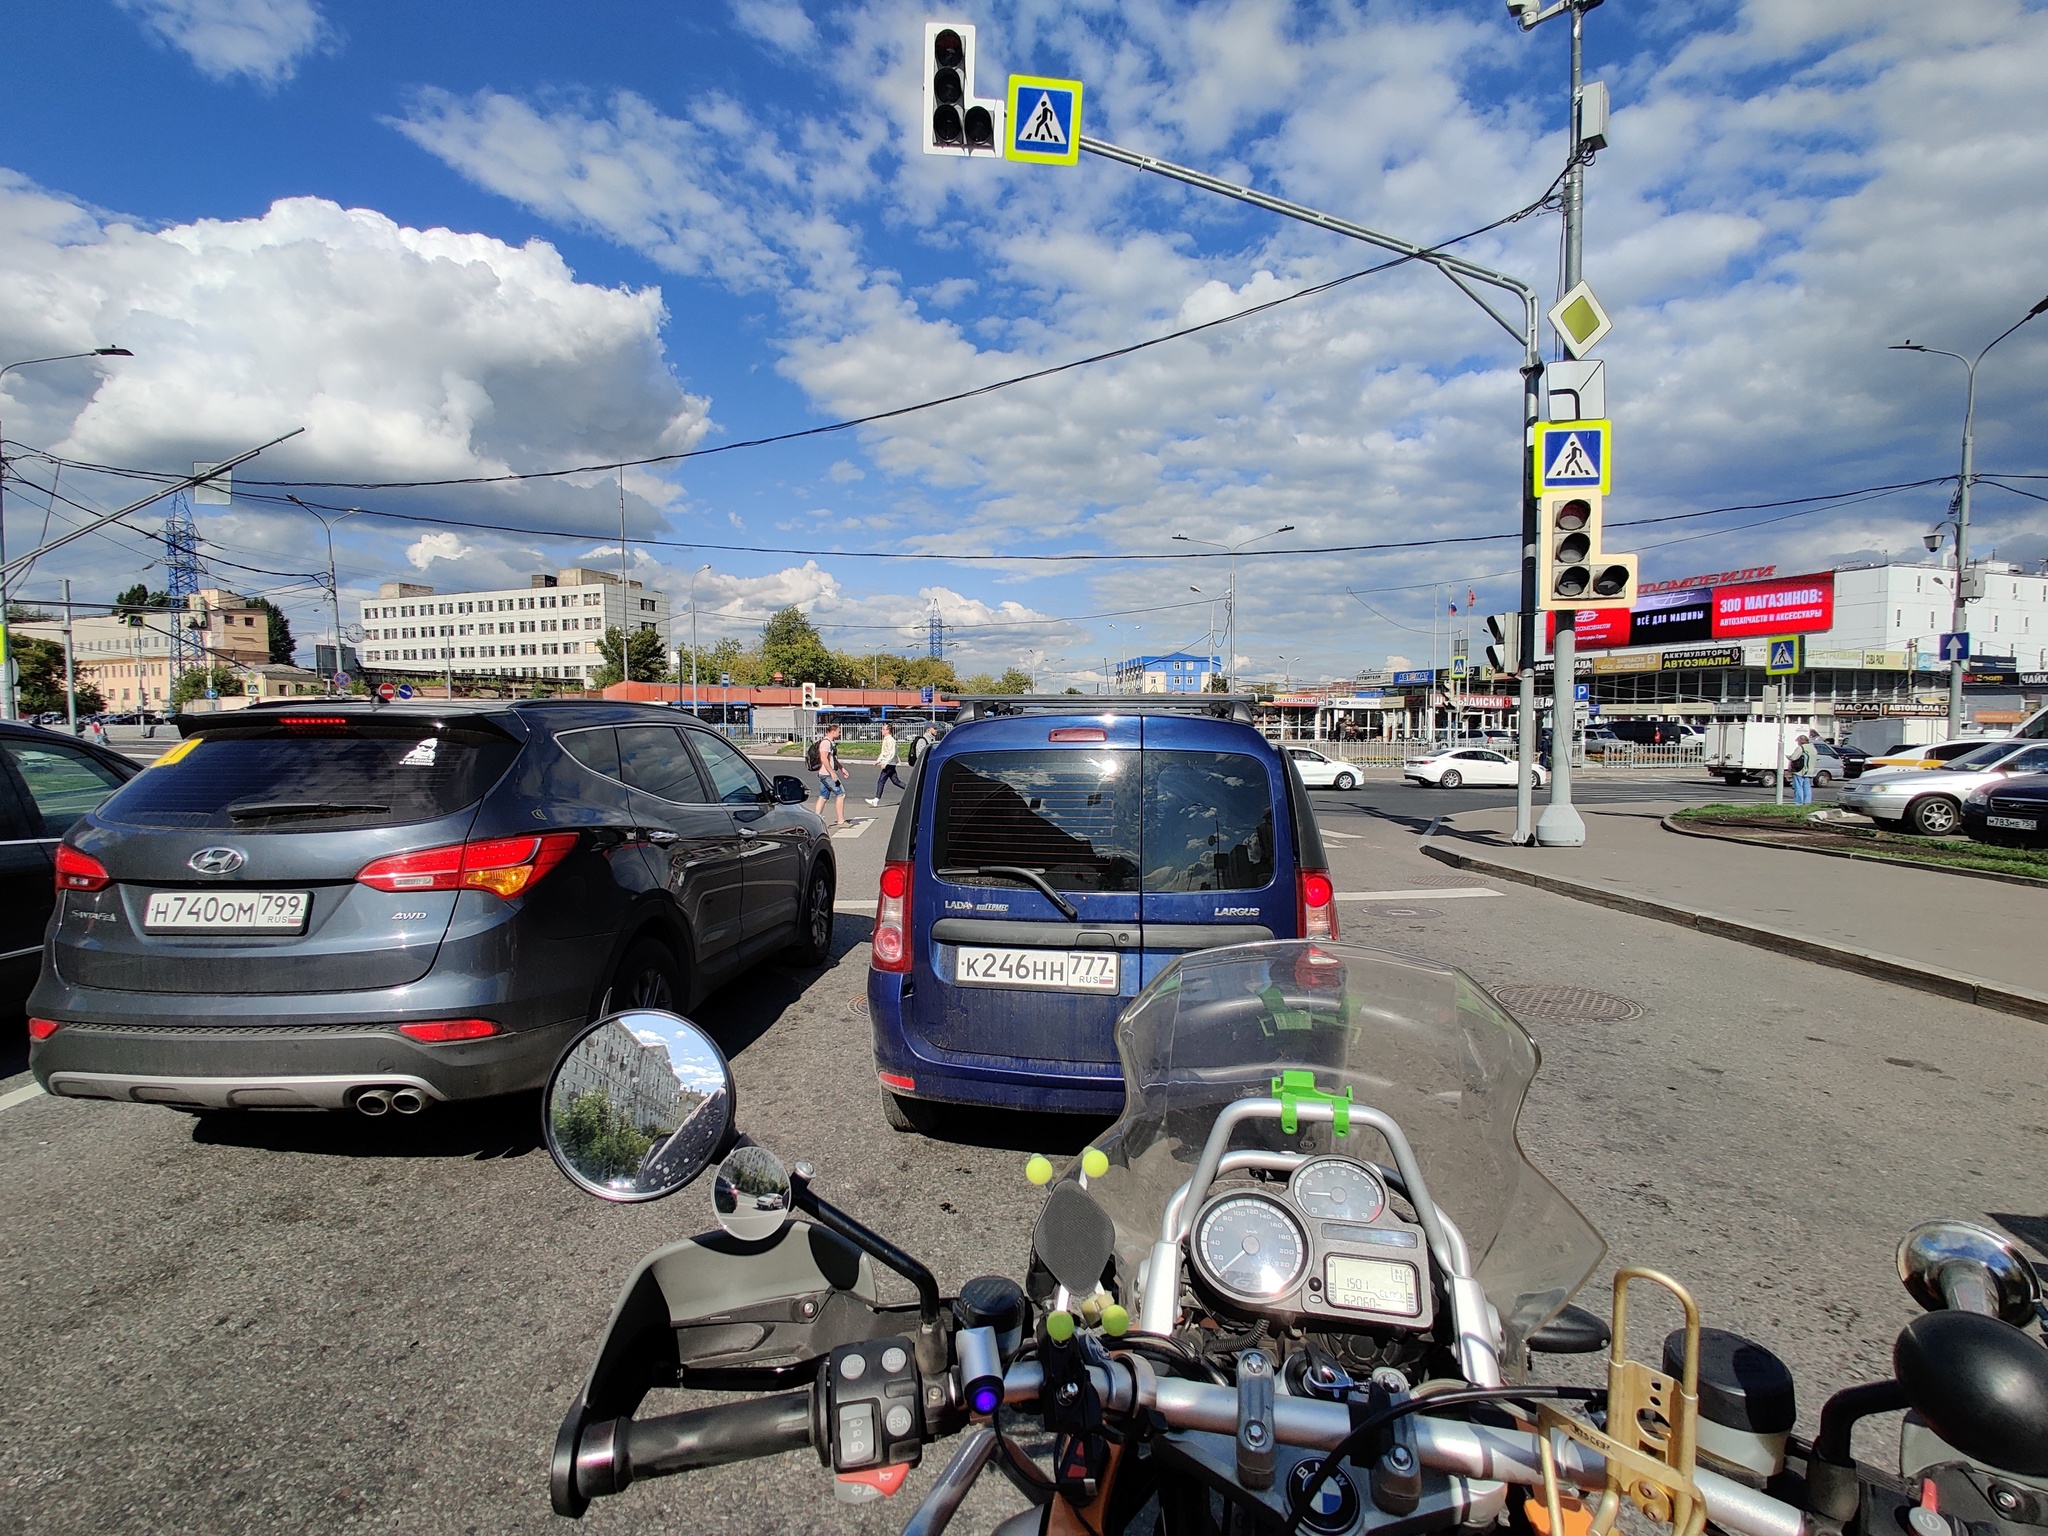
[0, 1082, 47, 1115]
[1337, 888, 1501, 901]
[830, 821, 873, 840]
[837, 900, 878, 913]
[1319, 829, 1365, 841]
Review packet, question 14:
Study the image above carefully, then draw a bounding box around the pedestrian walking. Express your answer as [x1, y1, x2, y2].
[866, 723, 903, 806]
[87, 717, 107, 746]
[809, 723, 850, 827]
[1792, 733, 1819, 805]
[908, 723, 940, 772]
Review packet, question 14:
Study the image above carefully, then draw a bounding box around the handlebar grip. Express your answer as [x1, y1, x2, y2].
[575, 1389, 814, 1503]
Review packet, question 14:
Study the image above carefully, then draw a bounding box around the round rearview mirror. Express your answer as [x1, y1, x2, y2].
[544, 1009, 734, 1203]
[712, 1145, 792, 1240]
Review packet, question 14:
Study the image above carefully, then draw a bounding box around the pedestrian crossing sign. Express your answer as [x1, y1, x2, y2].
[1533, 418, 1611, 494]
[1766, 637, 1802, 676]
[1005, 75, 1082, 165]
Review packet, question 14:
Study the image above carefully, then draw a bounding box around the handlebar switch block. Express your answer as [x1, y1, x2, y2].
[819, 1338, 925, 1476]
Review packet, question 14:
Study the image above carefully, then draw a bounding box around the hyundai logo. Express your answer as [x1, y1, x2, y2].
[187, 846, 246, 876]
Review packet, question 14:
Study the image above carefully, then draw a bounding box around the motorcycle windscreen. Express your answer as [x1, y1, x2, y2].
[1086, 940, 1605, 1361]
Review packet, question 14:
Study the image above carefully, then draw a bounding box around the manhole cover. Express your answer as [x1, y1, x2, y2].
[1490, 984, 1645, 1023]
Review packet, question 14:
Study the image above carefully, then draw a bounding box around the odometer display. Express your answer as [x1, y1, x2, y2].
[1194, 1193, 1308, 1301]
[1325, 1255, 1421, 1316]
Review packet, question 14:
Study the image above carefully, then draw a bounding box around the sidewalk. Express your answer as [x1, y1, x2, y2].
[1422, 801, 2048, 1023]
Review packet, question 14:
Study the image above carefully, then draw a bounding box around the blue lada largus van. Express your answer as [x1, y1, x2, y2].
[866, 697, 1335, 1129]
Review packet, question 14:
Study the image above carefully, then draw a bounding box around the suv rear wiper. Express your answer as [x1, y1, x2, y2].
[936, 865, 1080, 921]
[225, 799, 389, 822]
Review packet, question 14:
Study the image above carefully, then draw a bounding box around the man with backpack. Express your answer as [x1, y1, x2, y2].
[808, 723, 850, 827]
[908, 724, 940, 772]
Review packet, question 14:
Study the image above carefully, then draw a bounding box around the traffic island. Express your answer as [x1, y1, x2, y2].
[1667, 804, 2048, 888]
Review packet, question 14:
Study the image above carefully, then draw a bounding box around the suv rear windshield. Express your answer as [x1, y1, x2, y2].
[96, 718, 522, 831]
[932, 748, 1275, 894]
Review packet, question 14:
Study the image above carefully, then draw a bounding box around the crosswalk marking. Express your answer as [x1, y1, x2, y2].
[0, 1082, 48, 1115]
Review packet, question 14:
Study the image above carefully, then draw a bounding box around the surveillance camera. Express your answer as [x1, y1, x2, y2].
[1507, 0, 1538, 14]
[1924, 533, 1943, 552]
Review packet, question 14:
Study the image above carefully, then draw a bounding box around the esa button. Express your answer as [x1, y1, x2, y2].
[884, 1404, 913, 1437]
[880, 1346, 907, 1373]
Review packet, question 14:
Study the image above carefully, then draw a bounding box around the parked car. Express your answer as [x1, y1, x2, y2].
[1860, 736, 2010, 777]
[1404, 746, 1549, 789]
[1282, 745, 1361, 790]
[866, 698, 1334, 1125]
[0, 722, 139, 1028]
[28, 700, 835, 1114]
[1962, 772, 2048, 846]
[1837, 740, 2048, 836]
[1832, 742, 1871, 779]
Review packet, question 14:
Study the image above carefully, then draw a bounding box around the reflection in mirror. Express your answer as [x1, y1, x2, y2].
[545, 1010, 733, 1203]
[713, 1145, 792, 1240]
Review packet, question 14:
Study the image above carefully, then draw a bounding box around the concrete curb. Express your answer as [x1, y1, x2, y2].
[1419, 837, 2048, 1025]
[1661, 815, 2048, 891]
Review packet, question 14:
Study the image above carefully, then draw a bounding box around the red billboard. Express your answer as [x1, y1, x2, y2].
[1544, 607, 1632, 649]
[1710, 572, 1835, 638]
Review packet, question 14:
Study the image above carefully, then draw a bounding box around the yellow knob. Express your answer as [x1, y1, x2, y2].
[1101, 1304, 1130, 1337]
[1045, 1310, 1076, 1343]
[1079, 1294, 1103, 1325]
[1081, 1147, 1109, 1179]
[1024, 1154, 1053, 1186]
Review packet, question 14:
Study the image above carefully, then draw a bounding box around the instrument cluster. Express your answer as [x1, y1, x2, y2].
[1188, 1157, 1435, 1332]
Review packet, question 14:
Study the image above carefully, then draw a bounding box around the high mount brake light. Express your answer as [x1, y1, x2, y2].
[357, 832, 578, 898]
[55, 845, 111, 892]
[873, 860, 912, 972]
[1298, 869, 1338, 942]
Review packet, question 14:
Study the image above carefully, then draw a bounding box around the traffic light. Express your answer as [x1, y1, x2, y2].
[922, 22, 1001, 155]
[801, 681, 819, 709]
[1536, 491, 1636, 610]
[1484, 612, 1520, 674]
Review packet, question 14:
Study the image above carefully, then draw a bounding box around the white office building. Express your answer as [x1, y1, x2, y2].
[1822, 560, 2048, 669]
[356, 567, 670, 685]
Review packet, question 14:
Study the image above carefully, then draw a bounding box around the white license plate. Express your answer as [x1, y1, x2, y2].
[1986, 815, 2038, 831]
[143, 889, 311, 933]
[955, 946, 1119, 994]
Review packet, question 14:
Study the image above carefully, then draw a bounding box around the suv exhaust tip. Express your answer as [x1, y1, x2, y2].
[388, 1088, 428, 1115]
[353, 1087, 393, 1116]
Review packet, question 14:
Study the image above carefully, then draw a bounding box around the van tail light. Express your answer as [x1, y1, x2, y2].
[1298, 869, 1338, 942]
[872, 860, 912, 973]
[357, 832, 578, 898]
[28, 1017, 61, 1042]
[397, 1018, 502, 1043]
[55, 845, 111, 892]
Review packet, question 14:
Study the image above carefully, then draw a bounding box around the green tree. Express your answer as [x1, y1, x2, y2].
[995, 668, 1034, 694]
[552, 1090, 656, 1184]
[759, 605, 848, 687]
[248, 597, 296, 665]
[171, 663, 244, 707]
[590, 626, 669, 687]
[15, 637, 102, 714]
[5, 601, 53, 623]
[114, 584, 168, 611]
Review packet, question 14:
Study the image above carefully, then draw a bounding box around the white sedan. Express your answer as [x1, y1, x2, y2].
[1404, 746, 1549, 789]
[1283, 746, 1363, 790]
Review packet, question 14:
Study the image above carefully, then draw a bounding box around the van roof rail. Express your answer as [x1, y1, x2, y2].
[953, 694, 1259, 726]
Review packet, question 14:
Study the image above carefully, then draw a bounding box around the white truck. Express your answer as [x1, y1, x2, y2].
[1701, 718, 1809, 786]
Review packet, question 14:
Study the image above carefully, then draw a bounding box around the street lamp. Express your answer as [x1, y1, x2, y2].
[285, 496, 368, 693]
[686, 562, 712, 713]
[1891, 291, 2048, 734]
[0, 346, 133, 719]
[1170, 523, 1295, 693]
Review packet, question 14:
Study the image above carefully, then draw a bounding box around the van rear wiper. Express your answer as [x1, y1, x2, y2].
[226, 799, 389, 822]
[936, 865, 1080, 921]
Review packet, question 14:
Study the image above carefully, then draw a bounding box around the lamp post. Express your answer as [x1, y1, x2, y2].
[1171, 524, 1295, 693]
[1892, 293, 2048, 735]
[286, 496, 368, 693]
[0, 346, 132, 718]
[686, 562, 712, 715]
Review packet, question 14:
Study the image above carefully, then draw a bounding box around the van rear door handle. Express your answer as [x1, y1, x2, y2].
[646, 829, 680, 845]
[738, 827, 758, 839]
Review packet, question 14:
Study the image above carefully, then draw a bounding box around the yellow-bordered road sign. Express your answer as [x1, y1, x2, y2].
[1533, 419, 1612, 495]
[1006, 75, 1082, 165]
[1765, 637, 1803, 676]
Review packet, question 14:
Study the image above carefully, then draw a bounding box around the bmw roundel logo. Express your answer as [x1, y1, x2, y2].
[1285, 1460, 1361, 1534]
[188, 846, 247, 876]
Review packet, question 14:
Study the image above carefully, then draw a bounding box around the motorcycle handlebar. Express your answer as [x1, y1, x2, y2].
[998, 1361, 1806, 1536]
[565, 1389, 814, 1508]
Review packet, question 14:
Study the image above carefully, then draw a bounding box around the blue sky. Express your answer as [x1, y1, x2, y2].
[1, 0, 2044, 684]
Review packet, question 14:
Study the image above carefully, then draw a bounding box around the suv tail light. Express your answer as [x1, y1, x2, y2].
[1297, 869, 1337, 942]
[873, 860, 912, 972]
[55, 845, 111, 893]
[397, 1018, 502, 1043]
[27, 1017, 61, 1042]
[357, 832, 578, 898]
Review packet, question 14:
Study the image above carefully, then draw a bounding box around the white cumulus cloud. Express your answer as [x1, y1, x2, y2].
[115, 0, 335, 87]
[405, 531, 473, 570]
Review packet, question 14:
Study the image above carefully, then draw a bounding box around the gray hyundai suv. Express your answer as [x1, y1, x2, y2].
[28, 699, 835, 1115]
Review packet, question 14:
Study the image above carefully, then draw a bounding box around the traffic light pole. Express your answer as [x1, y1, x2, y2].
[1534, 1, 1591, 848]
[1075, 135, 1547, 839]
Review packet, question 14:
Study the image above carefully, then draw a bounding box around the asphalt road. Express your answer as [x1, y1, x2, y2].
[3, 764, 2040, 1534]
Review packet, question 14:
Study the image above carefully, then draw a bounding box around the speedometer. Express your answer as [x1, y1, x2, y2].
[1193, 1191, 1308, 1302]
[1291, 1157, 1387, 1223]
